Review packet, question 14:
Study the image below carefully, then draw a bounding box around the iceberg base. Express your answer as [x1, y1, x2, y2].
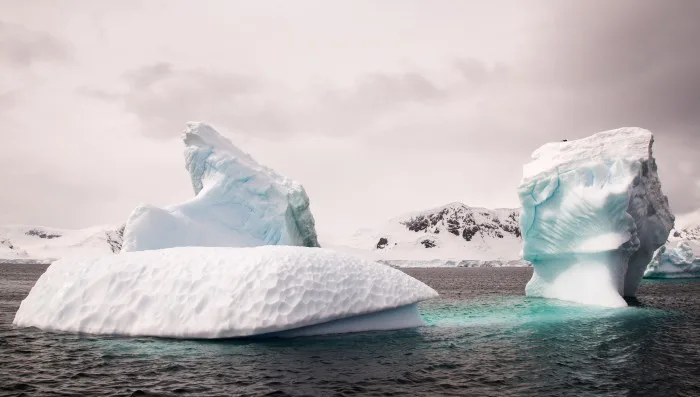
[525, 252, 629, 308]
[262, 304, 424, 338]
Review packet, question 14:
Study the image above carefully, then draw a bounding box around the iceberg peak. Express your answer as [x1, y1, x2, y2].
[121, 122, 320, 252]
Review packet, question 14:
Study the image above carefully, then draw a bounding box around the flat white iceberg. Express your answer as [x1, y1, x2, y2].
[518, 127, 674, 307]
[121, 122, 319, 252]
[13, 246, 438, 338]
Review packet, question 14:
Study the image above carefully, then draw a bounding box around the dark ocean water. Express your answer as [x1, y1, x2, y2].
[1, 264, 699, 397]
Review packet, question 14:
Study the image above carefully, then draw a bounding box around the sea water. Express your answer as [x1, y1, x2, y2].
[1, 264, 698, 396]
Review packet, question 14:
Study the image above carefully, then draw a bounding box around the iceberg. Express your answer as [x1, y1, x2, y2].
[644, 240, 700, 278]
[644, 210, 700, 278]
[121, 122, 319, 252]
[644, 212, 700, 279]
[13, 246, 438, 338]
[518, 127, 674, 307]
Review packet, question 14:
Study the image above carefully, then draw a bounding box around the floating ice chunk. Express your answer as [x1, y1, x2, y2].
[121, 122, 319, 252]
[644, 240, 700, 279]
[518, 127, 674, 307]
[645, 210, 700, 278]
[13, 246, 438, 338]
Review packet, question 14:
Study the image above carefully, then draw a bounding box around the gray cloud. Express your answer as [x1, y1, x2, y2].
[82, 57, 510, 142]
[84, 42, 699, 213]
[325, 72, 446, 107]
[75, 86, 121, 102]
[517, 0, 700, 212]
[123, 62, 174, 87]
[0, 0, 698, 240]
[82, 63, 458, 138]
[523, 0, 700, 135]
[81, 62, 275, 137]
[0, 20, 69, 68]
[0, 21, 71, 114]
[0, 89, 21, 112]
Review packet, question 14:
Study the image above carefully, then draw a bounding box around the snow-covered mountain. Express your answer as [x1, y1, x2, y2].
[0, 224, 124, 264]
[332, 202, 527, 266]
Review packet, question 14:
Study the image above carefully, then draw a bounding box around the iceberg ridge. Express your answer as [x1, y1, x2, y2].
[121, 122, 319, 252]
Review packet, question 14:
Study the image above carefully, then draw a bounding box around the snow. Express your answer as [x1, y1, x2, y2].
[13, 246, 438, 338]
[518, 127, 674, 307]
[121, 122, 319, 252]
[334, 202, 523, 264]
[0, 224, 123, 264]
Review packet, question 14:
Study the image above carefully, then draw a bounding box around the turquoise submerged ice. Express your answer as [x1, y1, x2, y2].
[121, 122, 319, 251]
[518, 127, 674, 307]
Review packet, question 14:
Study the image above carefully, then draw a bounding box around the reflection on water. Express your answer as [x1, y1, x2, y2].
[1, 264, 699, 396]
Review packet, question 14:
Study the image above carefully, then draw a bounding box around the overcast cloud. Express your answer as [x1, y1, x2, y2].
[0, 0, 698, 239]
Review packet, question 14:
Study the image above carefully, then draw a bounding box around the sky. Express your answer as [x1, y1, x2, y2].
[1, 0, 699, 240]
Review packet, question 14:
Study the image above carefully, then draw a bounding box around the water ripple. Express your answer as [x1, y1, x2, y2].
[1, 264, 699, 396]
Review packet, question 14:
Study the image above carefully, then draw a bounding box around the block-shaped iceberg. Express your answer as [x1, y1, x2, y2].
[13, 246, 438, 338]
[518, 127, 674, 307]
[121, 122, 319, 252]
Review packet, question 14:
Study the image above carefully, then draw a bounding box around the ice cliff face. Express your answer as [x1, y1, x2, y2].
[645, 211, 700, 278]
[518, 127, 674, 307]
[121, 122, 320, 252]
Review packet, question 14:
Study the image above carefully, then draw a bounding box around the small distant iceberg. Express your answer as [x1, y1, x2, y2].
[645, 240, 700, 279]
[644, 210, 700, 279]
[14, 122, 437, 338]
[13, 246, 437, 338]
[518, 127, 674, 308]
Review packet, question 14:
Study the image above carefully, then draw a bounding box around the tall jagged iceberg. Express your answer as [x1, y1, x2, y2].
[518, 127, 674, 307]
[121, 122, 319, 252]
